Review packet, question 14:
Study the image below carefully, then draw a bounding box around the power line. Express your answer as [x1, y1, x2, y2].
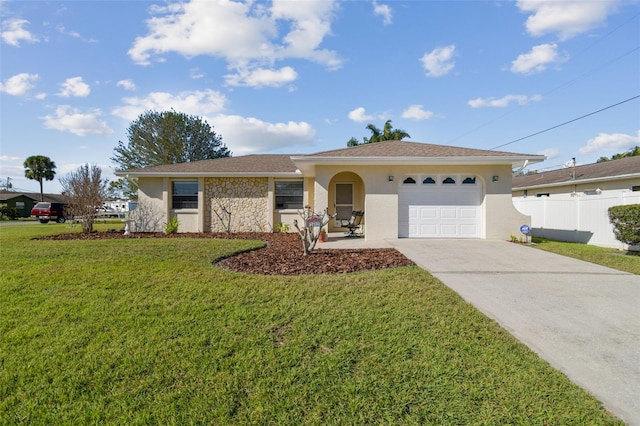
[490, 95, 640, 150]
[447, 45, 640, 146]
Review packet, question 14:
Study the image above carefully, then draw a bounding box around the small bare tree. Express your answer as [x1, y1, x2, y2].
[211, 197, 234, 233]
[293, 206, 335, 256]
[59, 164, 108, 233]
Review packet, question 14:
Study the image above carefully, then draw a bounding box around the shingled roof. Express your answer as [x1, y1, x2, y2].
[120, 154, 299, 176]
[0, 191, 67, 203]
[303, 140, 534, 158]
[512, 156, 640, 189]
[118, 141, 544, 177]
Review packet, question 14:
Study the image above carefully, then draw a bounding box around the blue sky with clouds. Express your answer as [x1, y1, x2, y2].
[1, 0, 638, 194]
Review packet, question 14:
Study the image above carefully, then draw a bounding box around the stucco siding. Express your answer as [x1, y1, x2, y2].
[313, 164, 526, 240]
[133, 177, 167, 232]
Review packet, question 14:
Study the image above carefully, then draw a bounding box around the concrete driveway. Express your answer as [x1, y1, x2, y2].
[387, 239, 640, 425]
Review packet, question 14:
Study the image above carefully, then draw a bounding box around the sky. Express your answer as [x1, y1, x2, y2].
[1, 0, 638, 194]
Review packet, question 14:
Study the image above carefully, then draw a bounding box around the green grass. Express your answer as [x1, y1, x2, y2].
[1, 224, 622, 424]
[532, 237, 640, 275]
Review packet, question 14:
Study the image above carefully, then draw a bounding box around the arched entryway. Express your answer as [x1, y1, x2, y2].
[327, 171, 365, 233]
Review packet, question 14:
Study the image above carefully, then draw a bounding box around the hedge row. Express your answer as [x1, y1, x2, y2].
[608, 204, 640, 246]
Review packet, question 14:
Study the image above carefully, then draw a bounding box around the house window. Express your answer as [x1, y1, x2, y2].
[423, 177, 436, 184]
[275, 180, 303, 210]
[443, 177, 456, 184]
[172, 181, 198, 209]
[15, 201, 25, 210]
[403, 177, 416, 184]
[462, 177, 476, 184]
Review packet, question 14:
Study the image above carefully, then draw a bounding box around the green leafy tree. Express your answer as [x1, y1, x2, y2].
[596, 146, 640, 163]
[108, 178, 138, 200]
[112, 110, 231, 170]
[347, 120, 411, 147]
[60, 164, 108, 233]
[23, 155, 56, 201]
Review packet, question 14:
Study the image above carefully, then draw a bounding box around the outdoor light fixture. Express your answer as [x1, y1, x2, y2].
[388, 175, 394, 182]
[492, 175, 499, 182]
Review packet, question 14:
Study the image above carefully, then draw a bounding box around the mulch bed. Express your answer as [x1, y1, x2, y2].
[38, 231, 414, 275]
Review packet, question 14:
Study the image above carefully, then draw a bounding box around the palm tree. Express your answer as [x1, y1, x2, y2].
[347, 120, 411, 146]
[23, 155, 57, 201]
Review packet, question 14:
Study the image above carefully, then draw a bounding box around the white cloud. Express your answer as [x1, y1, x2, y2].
[225, 66, 298, 88]
[402, 105, 434, 120]
[348, 107, 377, 123]
[190, 68, 205, 79]
[0, 72, 39, 96]
[510, 43, 567, 74]
[468, 94, 542, 108]
[116, 79, 136, 91]
[578, 131, 640, 154]
[212, 114, 316, 155]
[1, 18, 39, 46]
[420, 45, 455, 77]
[517, 0, 618, 40]
[0, 155, 23, 162]
[111, 89, 228, 121]
[537, 148, 560, 160]
[373, 1, 392, 26]
[128, 0, 341, 71]
[42, 105, 114, 136]
[58, 77, 91, 98]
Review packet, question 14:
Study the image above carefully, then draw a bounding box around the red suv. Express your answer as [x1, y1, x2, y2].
[30, 202, 67, 224]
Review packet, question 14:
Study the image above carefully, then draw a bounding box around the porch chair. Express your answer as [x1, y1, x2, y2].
[340, 210, 364, 237]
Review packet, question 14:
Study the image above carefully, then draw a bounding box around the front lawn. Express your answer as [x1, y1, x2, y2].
[532, 237, 640, 275]
[0, 224, 622, 424]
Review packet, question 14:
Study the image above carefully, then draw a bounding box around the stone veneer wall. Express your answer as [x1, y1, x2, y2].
[205, 177, 269, 232]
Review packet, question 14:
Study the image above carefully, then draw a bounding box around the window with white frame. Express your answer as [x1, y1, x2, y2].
[172, 181, 198, 209]
[275, 180, 303, 210]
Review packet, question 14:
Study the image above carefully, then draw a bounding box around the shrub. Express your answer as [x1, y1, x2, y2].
[608, 204, 640, 246]
[165, 216, 180, 234]
[0, 205, 19, 220]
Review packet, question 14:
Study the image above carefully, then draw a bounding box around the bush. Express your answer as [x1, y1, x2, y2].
[608, 204, 640, 246]
[165, 216, 179, 234]
[0, 205, 19, 220]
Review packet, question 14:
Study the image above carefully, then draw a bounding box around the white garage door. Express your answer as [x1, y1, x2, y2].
[398, 176, 482, 238]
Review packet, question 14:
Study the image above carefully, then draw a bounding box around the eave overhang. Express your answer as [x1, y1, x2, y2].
[115, 171, 303, 179]
[290, 155, 545, 177]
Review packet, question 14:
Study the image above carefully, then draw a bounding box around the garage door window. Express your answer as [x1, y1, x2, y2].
[403, 177, 416, 184]
[423, 177, 436, 184]
[443, 177, 456, 184]
[463, 177, 476, 184]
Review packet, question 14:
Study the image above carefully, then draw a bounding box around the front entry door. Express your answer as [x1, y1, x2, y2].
[335, 183, 353, 221]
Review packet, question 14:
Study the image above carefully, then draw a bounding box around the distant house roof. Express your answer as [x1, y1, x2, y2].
[118, 141, 544, 178]
[0, 191, 67, 203]
[512, 156, 640, 190]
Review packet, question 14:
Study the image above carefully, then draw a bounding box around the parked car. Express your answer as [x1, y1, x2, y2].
[30, 202, 67, 224]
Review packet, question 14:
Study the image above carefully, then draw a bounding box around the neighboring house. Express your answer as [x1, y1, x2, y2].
[116, 140, 544, 240]
[0, 191, 67, 218]
[512, 156, 640, 249]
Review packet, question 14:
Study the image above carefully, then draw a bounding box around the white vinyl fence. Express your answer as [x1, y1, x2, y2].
[513, 191, 640, 250]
